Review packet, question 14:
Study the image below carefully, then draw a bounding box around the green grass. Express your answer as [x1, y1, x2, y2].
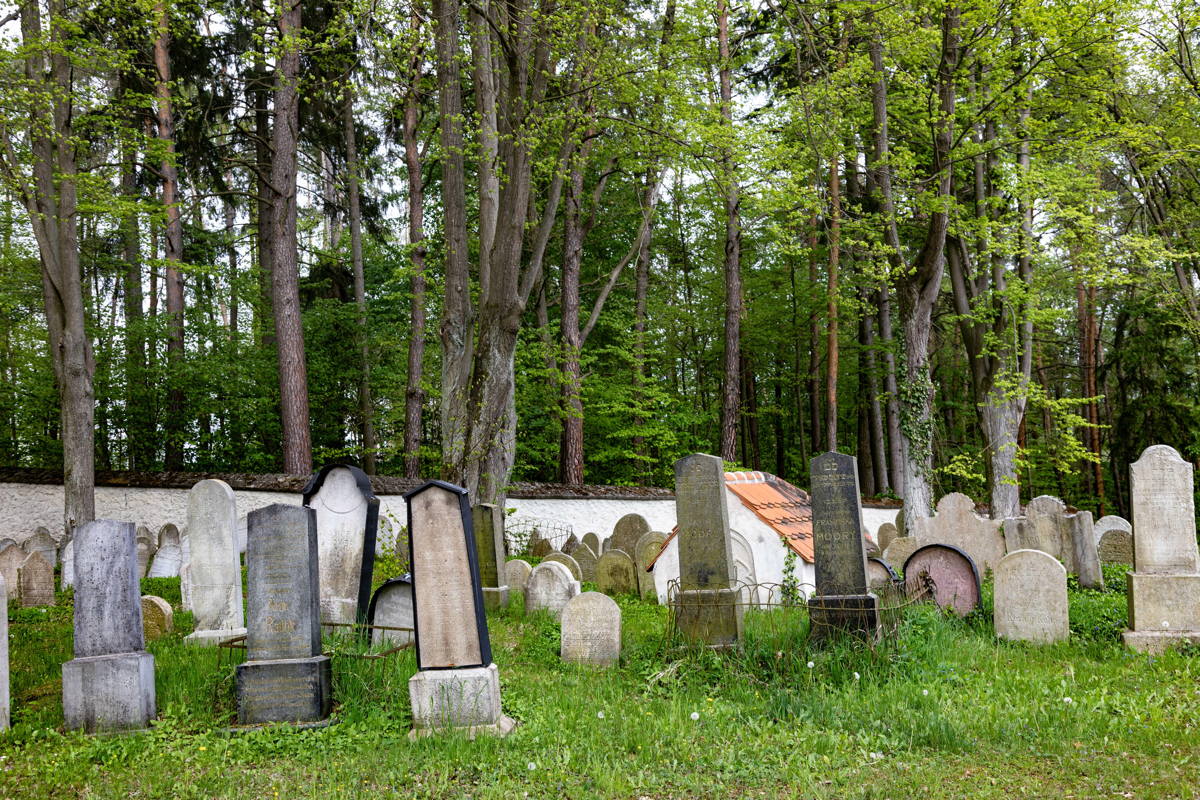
[1, 569, 1198, 798]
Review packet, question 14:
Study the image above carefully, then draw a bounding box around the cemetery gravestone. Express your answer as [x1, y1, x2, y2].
[864, 529, 880, 558]
[18, 552, 54, 607]
[609, 514, 650, 562]
[0, 538, 14, 552]
[62, 520, 156, 732]
[148, 524, 183, 578]
[601, 537, 612, 553]
[0, 574, 6, 730]
[582, 532, 601, 556]
[542, 551, 582, 582]
[59, 539, 73, 590]
[914, 493, 1006, 575]
[525, 561, 580, 620]
[572, 543, 598, 583]
[405, 481, 514, 737]
[876, 522, 899, 554]
[1096, 515, 1133, 565]
[596, 550, 637, 597]
[635, 531, 668, 601]
[367, 578, 414, 648]
[1124, 445, 1200, 652]
[506, 559, 533, 598]
[185, 479, 246, 645]
[903, 544, 981, 617]
[673, 453, 743, 646]
[560, 592, 621, 667]
[236, 504, 332, 725]
[472, 503, 509, 610]
[0, 545, 20, 598]
[141, 596, 174, 640]
[1023, 496, 1072, 567]
[866, 557, 898, 591]
[531, 538, 555, 559]
[303, 464, 378, 625]
[808, 451, 879, 639]
[135, 526, 157, 579]
[22, 528, 57, 568]
[994, 549, 1068, 644]
[1068, 511, 1105, 589]
[561, 534, 580, 555]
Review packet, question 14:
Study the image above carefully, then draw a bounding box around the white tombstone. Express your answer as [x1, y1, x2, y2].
[304, 465, 377, 625]
[370, 579, 414, 648]
[560, 592, 621, 667]
[994, 549, 1068, 644]
[183, 479, 246, 645]
[524, 561, 580, 621]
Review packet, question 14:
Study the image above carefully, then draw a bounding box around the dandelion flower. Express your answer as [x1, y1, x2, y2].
[198, 746, 207, 752]
[690, 711, 700, 721]
[922, 689, 929, 696]
[597, 711, 605, 719]
[853, 672, 860, 680]
[527, 762, 536, 771]
[807, 661, 815, 669]
[1063, 697, 1073, 704]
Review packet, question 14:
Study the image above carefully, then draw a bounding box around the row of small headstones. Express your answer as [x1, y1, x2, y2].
[521, 514, 666, 601]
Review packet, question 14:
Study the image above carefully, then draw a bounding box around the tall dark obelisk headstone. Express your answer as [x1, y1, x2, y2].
[62, 520, 156, 732]
[236, 504, 332, 725]
[303, 464, 379, 626]
[808, 452, 880, 639]
[406, 481, 514, 737]
[672, 453, 743, 647]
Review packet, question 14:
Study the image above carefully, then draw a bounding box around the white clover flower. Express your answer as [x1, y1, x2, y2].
[853, 672, 860, 681]
[869, 751, 883, 760]
[807, 661, 815, 669]
[1163, 620, 1170, 628]
[527, 762, 536, 771]
[1063, 697, 1073, 704]
[922, 689, 929, 696]
[597, 711, 605, 719]
[690, 711, 700, 721]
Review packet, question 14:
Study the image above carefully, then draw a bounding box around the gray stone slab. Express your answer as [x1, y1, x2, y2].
[22, 529, 57, 568]
[530, 538, 555, 558]
[1131, 445, 1200, 573]
[882, 537, 919, 570]
[1069, 511, 1104, 589]
[561, 592, 620, 667]
[0, 545, 22, 597]
[506, 559, 532, 598]
[408, 663, 514, 737]
[542, 552, 582, 581]
[810, 451, 868, 596]
[1023, 496, 1073, 569]
[62, 651, 155, 733]
[0, 573, 8, 730]
[525, 561, 580, 620]
[582, 532, 600, 556]
[561, 534, 580, 555]
[304, 465, 378, 625]
[1098, 528, 1133, 565]
[610, 514, 650, 562]
[236, 655, 332, 725]
[635, 532, 667, 601]
[135, 526, 157, 579]
[572, 543, 598, 583]
[674, 453, 734, 591]
[59, 539, 74, 590]
[185, 479, 245, 643]
[596, 549, 637, 597]
[472, 504, 509, 610]
[245, 504, 321, 661]
[72, 520, 144, 658]
[18, 552, 54, 607]
[994, 549, 1068, 644]
[876, 522, 898, 554]
[914, 493, 1006, 576]
[369, 579, 414, 648]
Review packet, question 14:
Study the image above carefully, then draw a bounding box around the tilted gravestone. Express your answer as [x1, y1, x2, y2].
[0, 544, 24, 595]
[184, 479, 246, 645]
[140, 595, 174, 640]
[994, 549, 1068, 644]
[542, 551, 582, 582]
[367, 578, 414, 648]
[581, 532, 601, 556]
[405, 481, 514, 737]
[913, 493, 1006, 576]
[903, 544, 980, 617]
[808, 451, 879, 639]
[634, 531, 667, 602]
[506, 559, 533, 598]
[672, 453, 743, 647]
[18, 552, 54, 607]
[560, 592, 621, 667]
[0, 538, 15, 552]
[1068, 511, 1104, 590]
[62, 520, 156, 732]
[876, 522, 899, 554]
[22, 528, 57, 568]
[596, 549, 637, 597]
[530, 538, 555, 559]
[303, 464, 378, 625]
[560, 534, 580, 555]
[59, 539, 74, 590]
[0, 573, 8, 730]
[1009, 497, 1104, 589]
[147, 524, 183, 578]
[1096, 515, 1133, 565]
[236, 504, 332, 725]
[135, 526, 157, 579]
[572, 543, 598, 583]
[1124, 445, 1200, 652]
[609, 514, 650, 562]
[525, 560, 580, 620]
[471, 503, 509, 610]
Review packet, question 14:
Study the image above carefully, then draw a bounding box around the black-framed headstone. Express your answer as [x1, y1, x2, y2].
[303, 464, 379, 626]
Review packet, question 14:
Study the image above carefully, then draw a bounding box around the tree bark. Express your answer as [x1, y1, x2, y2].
[861, 289, 888, 492]
[252, 0, 273, 347]
[559, 147, 586, 485]
[120, 121, 149, 470]
[403, 12, 428, 480]
[344, 83, 377, 474]
[825, 154, 840, 452]
[270, 0, 312, 475]
[717, 0, 741, 463]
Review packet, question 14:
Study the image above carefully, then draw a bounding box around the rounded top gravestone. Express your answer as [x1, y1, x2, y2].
[141, 595, 174, 640]
[1097, 527, 1133, 565]
[543, 552, 582, 581]
[1130, 444, 1199, 574]
[572, 543, 599, 583]
[582, 532, 601, 555]
[610, 514, 651, 560]
[18, 552, 55, 607]
[506, 559, 533, 597]
[367, 578, 414, 648]
[304, 464, 378, 625]
[866, 557, 898, 590]
[22, 530, 57, 567]
[186, 478, 245, 636]
[882, 537, 919, 571]
[994, 548, 1068, 644]
[634, 532, 668, 601]
[876, 522, 899, 554]
[525, 561, 579, 620]
[596, 549, 637, 597]
[915, 493, 1006, 576]
[903, 544, 981, 617]
[560, 592, 621, 667]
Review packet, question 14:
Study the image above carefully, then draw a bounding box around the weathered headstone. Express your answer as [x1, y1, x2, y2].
[303, 464, 378, 625]
[1124, 445, 1200, 652]
[0, 545, 21, 598]
[525, 560, 580, 620]
[530, 538, 555, 559]
[140, 595, 174, 640]
[913, 493, 1006, 576]
[866, 557, 898, 590]
[0, 574, 8, 730]
[471, 503, 509, 610]
[506, 559, 533, 598]
[634, 531, 667, 601]
[1068, 511, 1104, 590]
[405, 481, 513, 737]
[864, 529, 881, 558]
[18, 552, 54, 607]
[236, 504, 332, 725]
[0, 537, 15, 552]
[184, 479, 246, 645]
[561, 534, 580, 555]
[22, 528, 57, 568]
[1094, 514, 1131, 544]
[62, 520, 156, 732]
[807, 452, 879, 639]
[560, 592, 621, 667]
[876, 522, 899, 554]
[1097, 516, 1133, 565]
[147, 523, 183, 579]
[672, 453, 743, 646]
[582, 532, 600, 555]
[59, 539, 73, 590]
[367, 578, 414, 648]
[573, 543, 598, 583]
[994, 549, 1068, 644]
[601, 537, 612, 553]
[1022, 496, 1072, 567]
[135, 525, 157, 578]
[609, 514, 650, 561]
[902, 544, 980, 617]
[542, 551, 582, 582]
[596, 549, 637, 597]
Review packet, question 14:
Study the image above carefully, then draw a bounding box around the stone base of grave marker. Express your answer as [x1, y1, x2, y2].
[236, 655, 333, 725]
[62, 651, 156, 733]
[408, 663, 516, 739]
[673, 588, 744, 648]
[1124, 572, 1200, 653]
[807, 593, 880, 641]
[185, 626, 247, 647]
[481, 585, 510, 611]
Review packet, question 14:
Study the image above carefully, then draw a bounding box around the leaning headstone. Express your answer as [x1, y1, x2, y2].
[135, 525, 157, 578]
[610, 514, 650, 561]
[542, 552, 582, 582]
[0, 574, 7, 730]
[582, 532, 601, 555]
[913, 493, 1006, 576]
[1124, 445, 1200, 652]
[147, 524, 183, 579]
[672, 453, 743, 646]
[994, 549, 1068, 644]
[1022, 496, 1072, 568]
[140, 595, 174, 640]
[184, 479, 246, 646]
[472, 503, 509, 610]
[525, 560, 580, 620]
[573, 543, 598, 583]
[596, 549, 637, 597]
[807, 452, 879, 639]
[367, 578, 414, 648]
[560, 592, 621, 667]
[866, 557, 898, 590]
[22, 528, 57, 567]
[0, 545, 23, 596]
[405, 481, 513, 737]
[902, 544, 980, 617]
[634, 531, 667, 601]
[1097, 520, 1133, 565]
[303, 464, 378, 625]
[62, 520, 155, 732]
[1068, 511, 1104, 589]
[1094, 514, 1131, 545]
[236, 504, 332, 726]
[59, 539, 74, 590]
[531, 538, 555, 559]
[560, 534, 580, 555]
[18, 552, 54, 607]
[506, 559, 533, 598]
[876, 522, 899, 554]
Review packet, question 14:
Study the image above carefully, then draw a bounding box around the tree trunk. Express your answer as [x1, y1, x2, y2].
[344, 83, 377, 474]
[559, 149, 586, 485]
[403, 14, 428, 480]
[825, 154, 840, 452]
[223, 181, 238, 341]
[252, 0, 273, 346]
[271, 0, 312, 475]
[120, 125, 149, 470]
[807, 224, 822, 456]
[717, 0, 741, 463]
[861, 290, 888, 492]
